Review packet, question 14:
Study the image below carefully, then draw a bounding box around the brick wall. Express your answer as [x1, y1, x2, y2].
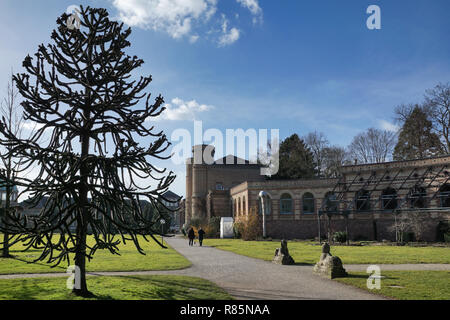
[264, 212, 450, 241]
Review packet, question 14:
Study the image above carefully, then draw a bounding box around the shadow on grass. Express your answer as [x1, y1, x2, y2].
[117, 275, 226, 300]
[10, 256, 67, 271]
[67, 291, 115, 300]
[345, 273, 398, 280]
[345, 274, 370, 279]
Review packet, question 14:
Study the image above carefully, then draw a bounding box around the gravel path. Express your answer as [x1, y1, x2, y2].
[1, 237, 448, 300]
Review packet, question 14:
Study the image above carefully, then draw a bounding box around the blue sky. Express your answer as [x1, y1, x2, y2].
[0, 0, 449, 197]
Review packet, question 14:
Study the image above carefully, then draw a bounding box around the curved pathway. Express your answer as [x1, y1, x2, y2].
[0, 237, 381, 300]
[155, 237, 385, 300]
[1, 237, 448, 299]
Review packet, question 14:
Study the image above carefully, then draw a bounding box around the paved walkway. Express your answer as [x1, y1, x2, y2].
[1, 237, 448, 300]
[0, 237, 379, 300]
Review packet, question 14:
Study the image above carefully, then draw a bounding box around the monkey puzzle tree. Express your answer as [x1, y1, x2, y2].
[0, 6, 175, 296]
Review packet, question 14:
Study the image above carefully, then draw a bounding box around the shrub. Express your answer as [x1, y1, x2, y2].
[189, 218, 203, 229]
[207, 216, 221, 238]
[333, 231, 347, 243]
[354, 234, 369, 241]
[444, 233, 450, 243]
[240, 207, 262, 241]
[437, 221, 450, 242]
[202, 224, 217, 238]
[402, 231, 415, 242]
[233, 221, 243, 239]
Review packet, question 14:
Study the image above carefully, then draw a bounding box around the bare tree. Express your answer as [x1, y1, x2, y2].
[388, 213, 410, 244]
[322, 146, 349, 178]
[0, 72, 27, 258]
[304, 131, 329, 177]
[424, 82, 450, 154]
[348, 128, 397, 164]
[389, 212, 432, 243]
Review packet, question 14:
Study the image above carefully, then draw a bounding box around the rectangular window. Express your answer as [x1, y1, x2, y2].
[280, 199, 293, 214]
[216, 182, 224, 190]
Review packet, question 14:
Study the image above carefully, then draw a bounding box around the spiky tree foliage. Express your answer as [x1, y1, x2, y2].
[0, 6, 175, 296]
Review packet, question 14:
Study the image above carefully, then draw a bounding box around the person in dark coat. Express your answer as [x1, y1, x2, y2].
[197, 227, 206, 247]
[187, 227, 195, 246]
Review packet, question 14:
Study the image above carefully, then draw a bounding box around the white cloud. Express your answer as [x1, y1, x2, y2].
[154, 97, 214, 121]
[236, 0, 263, 23]
[22, 121, 45, 131]
[218, 15, 240, 46]
[112, 0, 217, 39]
[189, 34, 200, 43]
[110, 0, 260, 45]
[379, 119, 400, 132]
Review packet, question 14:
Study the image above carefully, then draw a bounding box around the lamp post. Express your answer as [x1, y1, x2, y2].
[258, 191, 268, 238]
[160, 219, 166, 245]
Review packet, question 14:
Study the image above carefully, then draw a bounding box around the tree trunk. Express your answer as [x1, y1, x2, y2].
[2, 230, 10, 258]
[72, 216, 89, 296]
[72, 102, 92, 297]
[345, 216, 349, 245]
[2, 161, 12, 258]
[327, 215, 332, 243]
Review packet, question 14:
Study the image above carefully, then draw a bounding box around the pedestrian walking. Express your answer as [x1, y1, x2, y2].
[188, 227, 195, 246]
[198, 227, 205, 247]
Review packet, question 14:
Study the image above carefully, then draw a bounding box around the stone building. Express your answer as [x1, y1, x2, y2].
[185, 145, 450, 241]
[185, 144, 264, 224]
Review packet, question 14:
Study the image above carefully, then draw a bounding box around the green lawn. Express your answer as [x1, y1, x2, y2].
[336, 271, 450, 300]
[204, 239, 450, 264]
[0, 235, 191, 274]
[0, 275, 232, 300]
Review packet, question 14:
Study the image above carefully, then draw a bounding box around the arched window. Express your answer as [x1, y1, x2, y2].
[280, 193, 293, 214]
[439, 184, 450, 208]
[302, 192, 315, 214]
[323, 192, 338, 212]
[355, 189, 370, 211]
[243, 196, 246, 215]
[257, 196, 272, 215]
[408, 186, 427, 208]
[381, 187, 397, 210]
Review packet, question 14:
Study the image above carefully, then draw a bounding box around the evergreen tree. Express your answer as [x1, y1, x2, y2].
[393, 105, 443, 160]
[0, 6, 175, 296]
[272, 134, 315, 180]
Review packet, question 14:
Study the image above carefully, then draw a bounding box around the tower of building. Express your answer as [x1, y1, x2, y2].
[185, 144, 216, 224]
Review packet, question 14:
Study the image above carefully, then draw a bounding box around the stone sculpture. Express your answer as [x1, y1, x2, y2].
[272, 239, 295, 265]
[313, 242, 348, 279]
